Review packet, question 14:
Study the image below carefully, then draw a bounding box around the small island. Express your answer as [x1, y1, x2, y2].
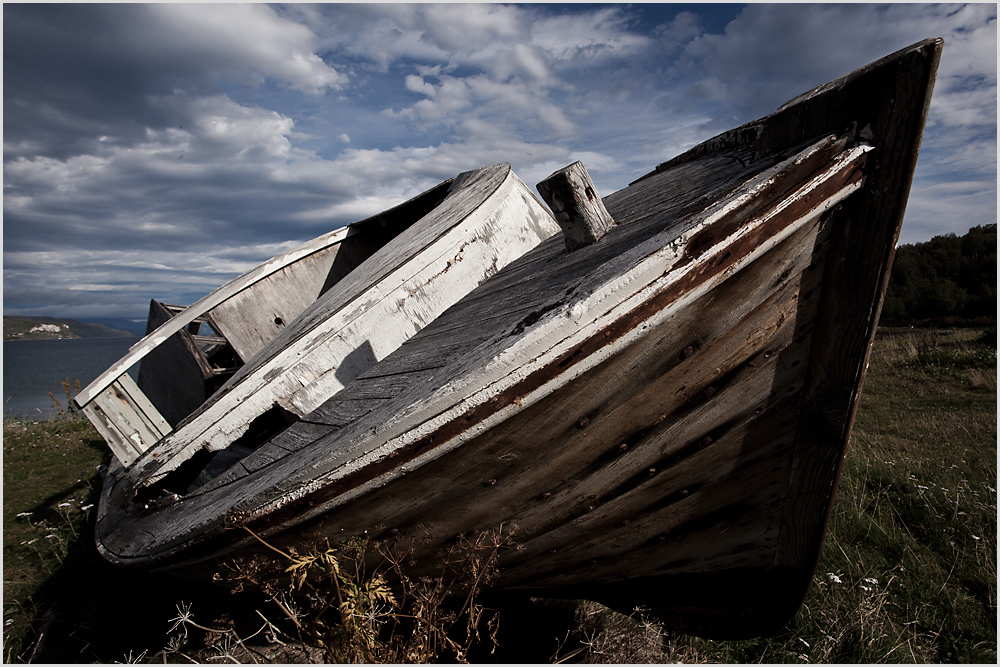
[3, 316, 133, 341]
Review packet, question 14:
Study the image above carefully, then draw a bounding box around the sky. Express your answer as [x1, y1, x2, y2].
[3, 3, 996, 322]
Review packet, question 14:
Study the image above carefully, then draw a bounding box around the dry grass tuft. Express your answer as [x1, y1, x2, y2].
[551, 601, 708, 664]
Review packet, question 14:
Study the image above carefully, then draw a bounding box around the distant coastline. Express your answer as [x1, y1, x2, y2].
[3, 315, 136, 341]
[4, 336, 139, 419]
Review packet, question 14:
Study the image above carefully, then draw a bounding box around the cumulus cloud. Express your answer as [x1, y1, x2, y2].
[3, 4, 345, 163]
[3, 3, 995, 321]
[528, 5, 654, 65]
[142, 4, 347, 95]
[671, 4, 996, 120]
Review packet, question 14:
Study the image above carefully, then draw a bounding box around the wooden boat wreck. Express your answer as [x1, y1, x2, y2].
[78, 39, 941, 638]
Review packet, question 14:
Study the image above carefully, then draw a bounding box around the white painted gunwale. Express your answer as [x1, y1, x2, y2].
[75, 228, 354, 407]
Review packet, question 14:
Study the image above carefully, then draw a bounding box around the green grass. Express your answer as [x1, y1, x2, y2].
[648, 328, 997, 664]
[3, 329, 996, 663]
[818, 329, 997, 663]
[2, 416, 283, 663]
[3, 418, 106, 661]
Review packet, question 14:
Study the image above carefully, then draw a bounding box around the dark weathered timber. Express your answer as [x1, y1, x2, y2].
[537, 161, 616, 250]
[771, 39, 944, 626]
[136, 300, 218, 427]
[91, 40, 941, 640]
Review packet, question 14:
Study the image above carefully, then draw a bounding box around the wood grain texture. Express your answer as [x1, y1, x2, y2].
[537, 161, 616, 250]
[136, 300, 217, 427]
[77, 178, 454, 467]
[75, 225, 355, 407]
[93, 40, 941, 640]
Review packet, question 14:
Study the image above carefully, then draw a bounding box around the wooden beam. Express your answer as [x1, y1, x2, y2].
[537, 161, 616, 250]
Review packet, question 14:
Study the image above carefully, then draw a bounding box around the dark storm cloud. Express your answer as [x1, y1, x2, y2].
[4, 4, 345, 160]
[5, 4, 217, 161]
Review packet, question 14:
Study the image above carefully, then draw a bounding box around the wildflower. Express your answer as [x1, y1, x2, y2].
[80, 504, 94, 511]
[5, 619, 12, 627]
[45, 534, 57, 539]
[15, 512, 32, 518]
[58, 502, 71, 508]
[864, 577, 878, 585]
[826, 572, 842, 584]
[917, 485, 928, 490]
[971, 535, 981, 541]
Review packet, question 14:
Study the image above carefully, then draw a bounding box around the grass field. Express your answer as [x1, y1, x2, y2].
[3, 328, 995, 663]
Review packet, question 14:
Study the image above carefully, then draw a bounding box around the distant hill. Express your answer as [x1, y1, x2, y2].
[3, 316, 136, 341]
[80, 317, 149, 337]
[881, 224, 997, 327]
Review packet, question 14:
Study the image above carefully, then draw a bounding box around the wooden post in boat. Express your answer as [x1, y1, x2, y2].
[537, 161, 616, 250]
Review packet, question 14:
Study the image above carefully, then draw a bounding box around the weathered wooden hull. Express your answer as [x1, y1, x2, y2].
[91, 40, 941, 638]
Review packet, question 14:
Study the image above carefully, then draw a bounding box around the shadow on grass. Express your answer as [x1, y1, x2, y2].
[9, 473, 281, 663]
[13, 477, 583, 664]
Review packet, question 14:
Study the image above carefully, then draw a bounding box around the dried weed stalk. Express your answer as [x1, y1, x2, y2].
[208, 523, 515, 663]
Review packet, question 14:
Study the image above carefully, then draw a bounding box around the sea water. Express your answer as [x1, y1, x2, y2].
[3, 337, 138, 420]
